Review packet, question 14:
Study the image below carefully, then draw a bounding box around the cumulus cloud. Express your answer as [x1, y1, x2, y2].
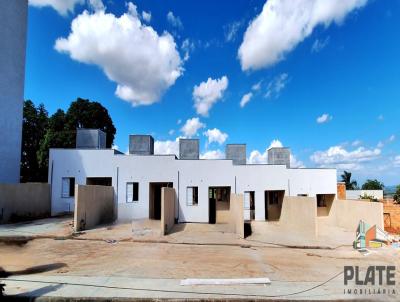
[269, 139, 283, 149]
[180, 117, 205, 137]
[88, 0, 105, 12]
[265, 73, 288, 99]
[240, 92, 253, 108]
[55, 2, 183, 106]
[204, 128, 228, 145]
[316, 113, 333, 124]
[200, 150, 225, 160]
[389, 134, 396, 142]
[394, 155, 400, 167]
[167, 11, 183, 29]
[310, 145, 381, 170]
[311, 36, 330, 53]
[290, 155, 305, 168]
[238, 0, 368, 70]
[29, 0, 84, 16]
[154, 138, 179, 156]
[141, 11, 151, 22]
[193, 76, 229, 116]
[252, 81, 262, 91]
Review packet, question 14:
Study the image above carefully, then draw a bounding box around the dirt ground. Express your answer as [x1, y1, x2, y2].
[1, 218, 399, 300]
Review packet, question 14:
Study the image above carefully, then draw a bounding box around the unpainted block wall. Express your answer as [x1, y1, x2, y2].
[337, 183, 346, 200]
[279, 197, 318, 237]
[0, 183, 50, 224]
[383, 201, 400, 233]
[161, 187, 175, 235]
[229, 194, 244, 238]
[74, 185, 114, 231]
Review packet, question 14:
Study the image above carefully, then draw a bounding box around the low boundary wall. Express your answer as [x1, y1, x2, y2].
[0, 183, 50, 224]
[319, 199, 383, 231]
[74, 185, 114, 231]
[346, 190, 383, 200]
[280, 197, 318, 237]
[229, 194, 244, 238]
[161, 187, 175, 235]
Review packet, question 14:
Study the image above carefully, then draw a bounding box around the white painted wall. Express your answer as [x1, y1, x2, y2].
[49, 149, 337, 223]
[346, 190, 384, 200]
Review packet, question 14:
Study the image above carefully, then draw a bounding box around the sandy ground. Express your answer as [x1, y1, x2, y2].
[0, 218, 399, 300]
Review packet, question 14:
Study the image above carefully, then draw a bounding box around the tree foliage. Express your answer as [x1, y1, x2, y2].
[361, 179, 384, 190]
[21, 98, 116, 182]
[340, 171, 358, 190]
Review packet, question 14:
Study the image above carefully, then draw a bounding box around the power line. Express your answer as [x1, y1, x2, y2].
[1, 271, 343, 298]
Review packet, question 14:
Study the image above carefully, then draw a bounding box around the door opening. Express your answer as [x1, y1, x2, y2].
[209, 187, 231, 224]
[264, 190, 285, 221]
[149, 182, 173, 220]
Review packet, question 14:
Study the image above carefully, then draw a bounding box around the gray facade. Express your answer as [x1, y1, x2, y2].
[0, 0, 28, 183]
[268, 147, 290, 168]
[179, 139, 199, 160]
[129, 135, 154, 155]
[76, 129, 106, 149]
[226, 144, 246, 165]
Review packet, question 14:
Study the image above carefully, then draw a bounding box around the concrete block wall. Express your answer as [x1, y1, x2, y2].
[0, 183, 50, 223]
[229, 193, 244, 238]
[268, 148, 290, 168]
[161, 187, 175, 235]
[383, 201, 400, 233]
[179, 139, 199, 160]
[76, 129, 106, 149]
[225, 144, 246, 165]
[129, 135, 154, 155]
[74, 185, 114, 231]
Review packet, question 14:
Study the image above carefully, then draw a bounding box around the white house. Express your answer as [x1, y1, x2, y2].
[48, 130, 337, 224]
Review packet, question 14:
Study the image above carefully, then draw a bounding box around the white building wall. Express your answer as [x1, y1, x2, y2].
[49, 149, 337, 223]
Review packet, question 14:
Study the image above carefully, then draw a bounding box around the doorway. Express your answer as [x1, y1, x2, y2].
[149, 182, 173, 220]
[244, 191, 255, 221]
[264, 190, 285, 221]
[209, 186, 231, 224]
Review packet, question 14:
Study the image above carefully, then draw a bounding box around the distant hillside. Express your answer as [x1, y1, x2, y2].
[384, 185, 397, 197]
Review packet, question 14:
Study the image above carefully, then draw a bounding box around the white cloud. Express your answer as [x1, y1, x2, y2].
[204, 128, 228, 145]
[310, 145, 381, 169]
[316, 113, 333, 124]
[55, 3, 183, 106]
[168, 129, 175, 136]
[29, 0, 84, 16]
[269, 139, 283, 149]
[252, 81, 262, 91]
[240, 92, 253, 108]
[389, 134, 396, 142]
[352, 140, 362, 147]
[88, 0, 104, 12]
[248, 139, 299, 165]
[238, 0, 368, 70]
[265, 73, 288, 99]
[181, 39, 195, 61]
[290, 154, 305, 168]
[177, 119, 182, 125]
[112, 144, 119, 150]
[141, 11, 151, 22]
[154, 138, 179, 156]
[377, 141, 384, 148]
[167, 11, 183, 29]
[200, 150, 225, 160]
[224, 21, 243, 42]
[394, 155, 400, 167]
[311, 36, 330, 53]
[180, 117, 205, 137]
[193, 76, 229, 116]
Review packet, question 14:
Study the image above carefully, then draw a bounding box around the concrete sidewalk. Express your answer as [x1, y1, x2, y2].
[2, 274, 396, 301]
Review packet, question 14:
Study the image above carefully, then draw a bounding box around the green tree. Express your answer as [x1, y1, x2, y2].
[37, 109, 71, 172]
[20, 101, 48, 182]
[393, 185, 400, 203]
[361, 179, 384, 190]
[340, 171, 358, 190]
[65, 98, 116, 148]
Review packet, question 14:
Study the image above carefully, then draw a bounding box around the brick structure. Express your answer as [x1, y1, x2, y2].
[383, 200, 400, 234]
[337, 182, 346, 200]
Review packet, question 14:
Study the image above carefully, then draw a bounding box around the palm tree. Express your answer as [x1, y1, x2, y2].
[340, 171, 358, 190]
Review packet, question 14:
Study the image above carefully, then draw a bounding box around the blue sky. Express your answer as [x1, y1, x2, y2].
[26, 0, 400, 185]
